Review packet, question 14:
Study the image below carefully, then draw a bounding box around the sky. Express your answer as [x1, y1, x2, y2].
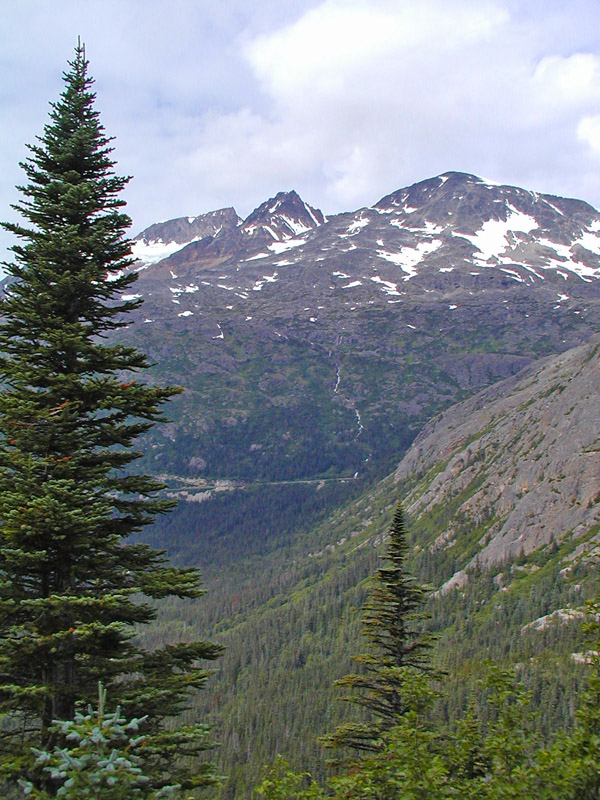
[2, 0, 600, 259]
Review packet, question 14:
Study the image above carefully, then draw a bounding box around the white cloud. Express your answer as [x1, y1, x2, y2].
[532, 53, 600, 107]
[2, 0, 600, 265]
[176, 0, 600, 213]
[578, 114, 600, 155]
[246, 0, 509, 100]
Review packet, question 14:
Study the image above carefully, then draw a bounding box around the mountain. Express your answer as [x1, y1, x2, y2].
[137, 171, 600, 289]
[132, 190, 324, 272]
[122, 169, 600, 585]
[118, 173, 600, 795]
[132, 207, 241, 266]
[116, 172, 600, 520]
[238, 189, 326, 241]
[2, 170, 597, 795]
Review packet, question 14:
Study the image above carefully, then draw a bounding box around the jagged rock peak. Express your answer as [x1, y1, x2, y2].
[132, 207, 241, 267]
[241, 190, 326, 241]
[135, 207, 241, 246]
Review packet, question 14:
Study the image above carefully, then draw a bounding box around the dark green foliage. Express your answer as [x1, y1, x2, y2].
[254, 638, 600, 800]
[21, 683, 182, 799]
[142, 480, 363, 570]
[361, 505, 428, 671]
[0, 43, 221, 793]
[143, 466, 592, 797]
[324, 503, 430, 754]
[527, 604, 600, 800]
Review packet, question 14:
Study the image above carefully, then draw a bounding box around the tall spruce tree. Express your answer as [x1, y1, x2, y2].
[323, 502, 430, 754]
[0, 43, 222, 794]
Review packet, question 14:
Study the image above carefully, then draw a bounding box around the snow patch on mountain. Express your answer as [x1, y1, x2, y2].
[575, 229, 600, 255]
[133, 238, 196, 266]
[538, 238, 573, 260]
[268, 238, 305, 254]
[391, 219, 444, 235]
[453, 208, 538, 262]
[521, 265, 546, 281]
[252, 273, 279, 291]
[477, 175, 502, 187]
[340, 217, 370, 237]
[277, 214, 314, 236]
[377, 240, 443, 278]
[371, 276, 401, 296]
[500, 268, 525, 283]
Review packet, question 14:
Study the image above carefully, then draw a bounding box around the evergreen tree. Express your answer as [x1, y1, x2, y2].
[0, 42, 222, 793]
[323, 503, 430, 754]
[21, 682, 180, 799]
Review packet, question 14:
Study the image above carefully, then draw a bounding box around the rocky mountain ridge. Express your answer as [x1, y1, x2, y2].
[119, 171, 600, 495]
[132, 171, 600, 298]
[132, 189, 324, 272]
[132, 207, 241, 265]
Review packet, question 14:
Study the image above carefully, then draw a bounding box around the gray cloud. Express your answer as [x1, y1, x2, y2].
[2, 0, 600, 264]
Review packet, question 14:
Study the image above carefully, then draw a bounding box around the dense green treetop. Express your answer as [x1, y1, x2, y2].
[0, 42, 221, 795]
[323, 503, 431, 754]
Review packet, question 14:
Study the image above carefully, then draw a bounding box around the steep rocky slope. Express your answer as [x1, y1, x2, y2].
[396, 336, 600, 590]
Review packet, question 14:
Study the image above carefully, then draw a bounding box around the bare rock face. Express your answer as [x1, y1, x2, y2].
[395, 337, 600, 588]
[239, 190, 325, 241]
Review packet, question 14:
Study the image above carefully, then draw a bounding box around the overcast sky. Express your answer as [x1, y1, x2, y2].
[2, 0, 600, 258]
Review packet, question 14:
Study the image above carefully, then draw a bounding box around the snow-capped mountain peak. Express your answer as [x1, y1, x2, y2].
[368, 172, 600, 282]
[240, 190, 325, 242]
[132, 207, 240, 268]
[130, 172, 600, 325]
